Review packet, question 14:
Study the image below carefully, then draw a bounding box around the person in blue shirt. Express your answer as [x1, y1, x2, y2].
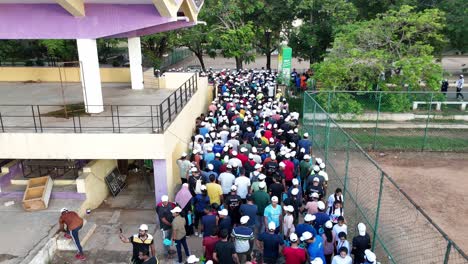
[313, 201, 330, 235]
[203, 149, 215, 168]
[263, 196, 282, 234]
[209, 153, 223, 174]
[192, 186, 210, 236]
[298, 133, 313, 155]
[256, 222, 284, 264]
[201, 164, 218, 183]
[301, 231, 326, 263]
[295, 214, 317, 238]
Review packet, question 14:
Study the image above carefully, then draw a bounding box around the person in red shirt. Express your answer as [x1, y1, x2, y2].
[283, 233, 307, 264]
[283, 154, 295, 188]
[58, 208, 86, 260]
[237, 148, 249, 166]
[202, 229, 220, 262]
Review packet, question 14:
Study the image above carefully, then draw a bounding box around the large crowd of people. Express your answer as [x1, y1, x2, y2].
[152, 69, 378, 264]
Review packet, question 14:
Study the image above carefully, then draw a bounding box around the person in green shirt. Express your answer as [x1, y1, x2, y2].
[251, 174, 268, 193]
[252, 182, 270, 234]
[299, 154, 313, 191]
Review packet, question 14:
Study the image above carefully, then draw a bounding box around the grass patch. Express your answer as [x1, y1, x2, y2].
[43, 103, 89, 118]
[351, 134, 468, 152]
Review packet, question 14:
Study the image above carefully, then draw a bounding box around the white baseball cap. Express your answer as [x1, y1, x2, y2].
[317, 201, 325, 210]
[200, 185, 207, 191]
[139, 224, 149, 231]
[313, 177, 320, 182]
[313, 165, 320, 172]
[300, 231, 313, 241]
[304, 154, 311, 160]
[215, 153, 221, 157]
[191, 167, 198, 172]
[259, 182, 266, 189]
[325, 220, 333, 229]
[231, 185, 237, 191]
[240, 147, 247, 153]
[283, 205, 294, 212]
[358, 223, 367, 236]
[206, 261, 213, 264]
[252, 147, 258, 153]
[255, 164, 263, 169]
[292, 178, 299, 185]
[268, 222, 276, 230]
[207, 164, 214, 170]
[170, 207, 182, 214]
[271, 196, 279, 202]
[248, 153, 254, 159]
[161, 195, 169, 202]
[291, 188, 299, 196]
[279, 162, 286, 167]
[218, 209, 228, 216]
[303, 133, 309, 138]
[316, 158, 323, 164]
[311, 192, 319, 198]
[187, 255, 200, 263]
[304, 214, 316, 222]
[240, 216, 250, 224]
[258, 174, 266, 180]
[289, 233, 298, 242]
[365, 249, 376, 262]
[300, 148, 305, 153]
[60, 208, 68, 213]
[311, 258, 323, 264]
[181, 152, 188, 157]
[319, 163, 325, 169]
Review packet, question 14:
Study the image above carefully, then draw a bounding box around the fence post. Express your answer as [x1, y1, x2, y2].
[444, 241, 452, 264]
[0, 112, 4, 132]
[324, 92, 332, 163]
[116, 105, 121, 133]
[31, 105, 38, 133]
[343, 138, 351, 207]
[150, 106, 154, 132]
[373, 92, 382, 150]
[36, 105, 43, 133]
[168, 97, 172, 122]
[422, 92, 434, 151]
[111, 105, 115, 133]
[372, 171, 385, 251]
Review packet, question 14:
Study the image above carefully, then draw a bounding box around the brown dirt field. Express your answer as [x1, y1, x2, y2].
[370, 151, 468, 255]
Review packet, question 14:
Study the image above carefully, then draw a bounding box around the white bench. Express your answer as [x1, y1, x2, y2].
[412, 101, 467, 111]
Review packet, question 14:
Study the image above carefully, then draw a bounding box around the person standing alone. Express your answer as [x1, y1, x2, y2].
[456, 74, 464, 100]
[58, 208, 86, 260]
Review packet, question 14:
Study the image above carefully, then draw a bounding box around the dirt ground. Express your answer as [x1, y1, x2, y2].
[370, 151, 468, 255]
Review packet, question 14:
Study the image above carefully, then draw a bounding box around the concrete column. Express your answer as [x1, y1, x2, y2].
[76, 39, 104, 113]
[128, 37, 144, 90]
[153, 159, 168, 203]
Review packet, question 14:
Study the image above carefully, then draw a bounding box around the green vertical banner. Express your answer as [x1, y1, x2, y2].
[280, 46, 292, 85]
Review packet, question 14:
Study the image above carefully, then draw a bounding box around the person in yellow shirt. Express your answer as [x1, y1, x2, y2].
[206, 174, 223, 205]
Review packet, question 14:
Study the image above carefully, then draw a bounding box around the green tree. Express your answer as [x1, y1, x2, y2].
[141, 32, 177, 68]
[438, 0, 468, 53]
[289, 0, 358, 63]
[176, 24, 217, 71]
[39, 40, 78, 62]
[314, 5, 446, 93]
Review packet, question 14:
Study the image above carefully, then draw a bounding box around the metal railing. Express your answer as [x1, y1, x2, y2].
[306, 90, 468, 152]
[0, 74, 198, 134]
[303, 92, 468, 264]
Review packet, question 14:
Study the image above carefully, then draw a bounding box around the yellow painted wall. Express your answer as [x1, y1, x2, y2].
[78, 159, 117, 215]
[0, 67, 130, 83]
[161, 77, 212, 198]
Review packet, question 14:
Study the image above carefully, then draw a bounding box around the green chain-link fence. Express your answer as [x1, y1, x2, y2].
[306, 91, 468, 152]
[302, 92, 468, 264]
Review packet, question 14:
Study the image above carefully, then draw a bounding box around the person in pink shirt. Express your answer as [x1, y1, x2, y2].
[283, 154, 295, 187]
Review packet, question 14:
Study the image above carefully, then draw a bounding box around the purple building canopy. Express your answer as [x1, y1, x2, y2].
[0, 4, 194, 39]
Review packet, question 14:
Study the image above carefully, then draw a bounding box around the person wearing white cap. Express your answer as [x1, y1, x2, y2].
[171, 206, 191, 264]
[288, 178, 303, 202]
[301, 230, 326, 264]
[177, 152, 192, 184]
[313, 201, 330, 233]
[251, 172, 268, 193]
[249, 163, 263, 182]
[234, 169, 251, 201]
[311, 257, 324, 264]
[251, 181, 270, 233]
[156, 194, 176, 257]
[322, 220, 337, 263]
[282, 205, 296, 238]
[298, 132, 313, 155]
[228, 151, 243, 168]
[227, 132, 240, 152]
[363, 249, 377, 264]
[119, 223, 155, 264]
[192, 185, 210, 237]
[256, 222, 284, 264]
[352, 223, 371, 264]
[299, 154, 313, 190]
[306, 174, 325, 199]
[225, 185, 242, 225]
[296, 213, 317, 239]
[282, 233, 307, 264]
[263, 196, 282, 234]
[232, 215, 254, 263]
[218, 165, 236, 196]
[59, 208, 86, 260]
[456, 74, 464, 100]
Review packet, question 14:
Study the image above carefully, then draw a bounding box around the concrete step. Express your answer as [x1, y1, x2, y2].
[56, 220, 97, 251]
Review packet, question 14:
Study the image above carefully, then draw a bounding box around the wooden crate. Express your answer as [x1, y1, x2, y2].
[22, 176, 53, 211]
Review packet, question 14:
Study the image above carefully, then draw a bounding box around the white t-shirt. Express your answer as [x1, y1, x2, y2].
[283, 214, 295, 236]
[235, 176, 251, 199]
[218, 172, 236, 194]
[327, 194, 344, 208]
[336, 240, 350, 255]
[331, 255, 352, 264]
[333, 224, 348, 242]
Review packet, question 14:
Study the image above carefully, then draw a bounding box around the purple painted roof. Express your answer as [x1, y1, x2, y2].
[0, 4, 193, 39]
